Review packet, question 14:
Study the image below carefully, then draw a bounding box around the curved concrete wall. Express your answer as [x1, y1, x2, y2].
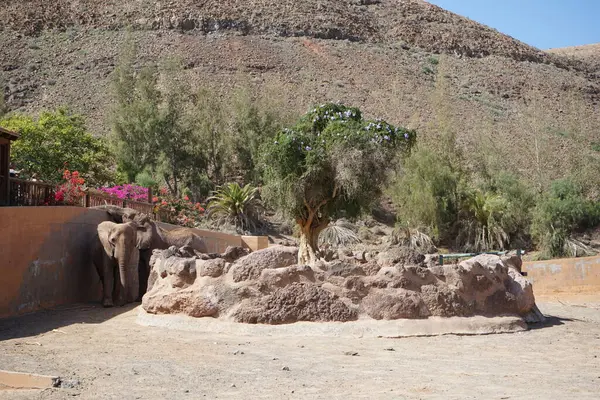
[523, 255, 600, 300]
[0, 207, 269, 319]
[0, 207, 107, 318]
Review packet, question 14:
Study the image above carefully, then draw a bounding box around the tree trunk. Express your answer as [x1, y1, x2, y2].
[297, 222, 327, 266]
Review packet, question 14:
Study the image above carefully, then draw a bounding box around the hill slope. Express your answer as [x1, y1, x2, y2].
[1, 0, 599, 184]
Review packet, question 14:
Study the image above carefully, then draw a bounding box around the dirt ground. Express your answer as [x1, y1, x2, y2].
[1, 301, 599, 400]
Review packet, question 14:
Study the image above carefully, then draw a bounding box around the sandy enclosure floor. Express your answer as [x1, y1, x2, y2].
[0, 301, 599, 400]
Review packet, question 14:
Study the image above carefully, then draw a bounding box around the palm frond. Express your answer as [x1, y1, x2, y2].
[319, 225, 361, 247]
[392, 226, 435, 252]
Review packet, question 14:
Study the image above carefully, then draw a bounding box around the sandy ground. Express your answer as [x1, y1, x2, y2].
[1, 301, 599, 400]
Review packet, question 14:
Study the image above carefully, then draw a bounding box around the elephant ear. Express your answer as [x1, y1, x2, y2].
[98, 224, 115, 257]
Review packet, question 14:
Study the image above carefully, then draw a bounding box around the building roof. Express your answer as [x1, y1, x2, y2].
[0, 126, 19, 140]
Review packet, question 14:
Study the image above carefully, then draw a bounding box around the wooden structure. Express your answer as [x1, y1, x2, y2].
[0, 126, 19, 206]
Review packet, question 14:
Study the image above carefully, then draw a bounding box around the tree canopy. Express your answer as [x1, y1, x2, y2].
[0, 109, 113, 185]
[261, 103, 416, 264]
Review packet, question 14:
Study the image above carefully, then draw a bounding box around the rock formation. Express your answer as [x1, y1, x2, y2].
[142, 245, 545, 324]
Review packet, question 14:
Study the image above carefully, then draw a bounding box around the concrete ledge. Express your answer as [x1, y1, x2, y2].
[0, 370, 59, 389]
[136, 309, 527, 338]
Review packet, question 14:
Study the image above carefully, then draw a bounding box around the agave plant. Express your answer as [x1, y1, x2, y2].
[207, 183, 264, 232]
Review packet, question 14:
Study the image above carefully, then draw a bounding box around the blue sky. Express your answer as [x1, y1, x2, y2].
[426, 0, 599, 49]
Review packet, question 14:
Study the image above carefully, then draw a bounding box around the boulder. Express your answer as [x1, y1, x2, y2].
[196, 258, 226, 278]
[233, 282, 357, 324]
[362, 289, 429, 319]
[142, 286, 219, 318]
[376, 247, 425, 267]
[231, 246, 298, 282]
[220, 246, 250, 263]
[259, 265, 315, 289]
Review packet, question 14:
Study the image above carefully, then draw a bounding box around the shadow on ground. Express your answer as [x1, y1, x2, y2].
[528, 315, 577, 331]
[0, 302, 138, 341]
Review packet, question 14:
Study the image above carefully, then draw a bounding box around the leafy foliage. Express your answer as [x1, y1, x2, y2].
[532, 178, 600, 258]
[207, 183, 264, 232]
[1, 109, 114, 185]
[262, 103, 416, 224]
[152, 189, 205, 228]
[390, 146, 464, 243]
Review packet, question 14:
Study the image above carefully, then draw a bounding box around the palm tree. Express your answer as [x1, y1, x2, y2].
[460, 190, 509, 251]
[206, 183, 264, 232]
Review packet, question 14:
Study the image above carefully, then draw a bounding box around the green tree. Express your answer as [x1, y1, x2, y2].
[261, 103, 416, 264]
[228, 88, 286, 183]
[390, 146, 465, 243]
[110, 42, 199, 195]
[110, 43, 162, 182]
[0, 109, 113, 185]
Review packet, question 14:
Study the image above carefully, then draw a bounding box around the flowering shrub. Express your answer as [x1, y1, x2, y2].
[152, 189, 205, 227]
[99, 184, 149, 202]
[55, 170, 86, 205]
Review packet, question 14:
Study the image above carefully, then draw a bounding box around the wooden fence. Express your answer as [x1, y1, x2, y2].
[7, 178, 166, 220]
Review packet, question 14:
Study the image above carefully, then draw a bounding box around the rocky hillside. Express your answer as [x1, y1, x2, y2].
[1, 0, 599, 183]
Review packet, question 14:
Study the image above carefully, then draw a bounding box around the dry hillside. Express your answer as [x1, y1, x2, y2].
[1, 0, 599, 183]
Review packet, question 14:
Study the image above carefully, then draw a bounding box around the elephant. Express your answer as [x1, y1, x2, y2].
[93, 221, 141, 307]
[94, 206, 209, 299]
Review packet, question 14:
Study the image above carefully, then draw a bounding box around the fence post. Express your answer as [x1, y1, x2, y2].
[439, 254, 444, 266]
[84, 192, 90, 208]
[147, 187, 153, 204]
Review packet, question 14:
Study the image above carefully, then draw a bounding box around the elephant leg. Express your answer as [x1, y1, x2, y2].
[127, 249, 140, 303]
[101, 254, 115, 308]
[137, 249, 151, 301]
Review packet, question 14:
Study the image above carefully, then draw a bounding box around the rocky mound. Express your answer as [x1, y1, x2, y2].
[142, 245, 544, 325]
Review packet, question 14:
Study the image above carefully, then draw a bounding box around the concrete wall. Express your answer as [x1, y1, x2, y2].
[0, 207, 270, 319]
[523, 255, 600, 300]
[0, 207, 106, 319]
[156, 223, 269, 253]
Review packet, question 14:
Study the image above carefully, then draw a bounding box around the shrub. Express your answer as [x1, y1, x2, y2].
[55, 169, 86, 206]
[389, 146, 464, 243]
[207, 183, 264, 233]
[152, 188, 205, 228]
[319, 225, 361, 248]
[99, 184, 149, 202]
[532, 178, 600, 258]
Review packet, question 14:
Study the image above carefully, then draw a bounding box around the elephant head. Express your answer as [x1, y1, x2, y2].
[97, 221, 141, 305]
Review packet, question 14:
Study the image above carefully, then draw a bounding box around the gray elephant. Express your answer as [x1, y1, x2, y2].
[94, 206, 209, 299]
[93, 221, 141, 307]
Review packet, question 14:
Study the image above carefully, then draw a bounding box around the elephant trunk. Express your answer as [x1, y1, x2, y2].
[115, 235, 131, 305]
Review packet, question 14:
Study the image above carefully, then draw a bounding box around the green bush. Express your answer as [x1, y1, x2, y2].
[532, 178, 600, 258]
[1, 109, 114, 185]
[390, 146, 464, 243]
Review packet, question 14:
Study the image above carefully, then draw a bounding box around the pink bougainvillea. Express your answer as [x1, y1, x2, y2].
[99, 184, 149, 202]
